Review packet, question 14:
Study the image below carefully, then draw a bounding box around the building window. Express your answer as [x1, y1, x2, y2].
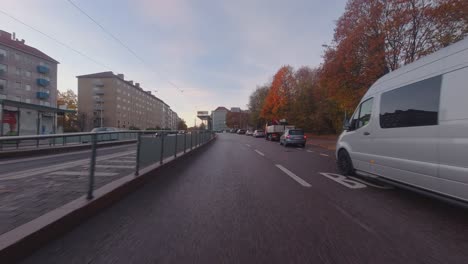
[15, 53, 21, 61]
[15, 82, 21, 89]
[0, 48, 6, 57]
[25, 71, 31, 77]
[0, 94, 6, 99]
[380, 75, 441, 129]
[0, 79, 6, 90]
[25, 84, 31, 91]
[15, 67, 21, 76]
[14, 96, 21, 102]
[0, 64, 7, 74]
[25, 98, 31, 103]
[44, 102, 50, 106]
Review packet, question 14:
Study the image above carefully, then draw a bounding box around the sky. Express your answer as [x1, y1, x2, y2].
[0, 0, 347, 126]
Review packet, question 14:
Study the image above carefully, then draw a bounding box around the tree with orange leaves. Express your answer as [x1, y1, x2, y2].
[260, 66, 295, 122]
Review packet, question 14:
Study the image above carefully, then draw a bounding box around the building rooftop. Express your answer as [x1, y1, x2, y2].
[77, 71, 168, 106]
[0, 30, 58, 64]
[213, 106, 229, 111]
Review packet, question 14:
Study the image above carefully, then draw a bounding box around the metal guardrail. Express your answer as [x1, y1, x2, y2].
[0, 130, 140, 151]
[1, 130, 215, 200]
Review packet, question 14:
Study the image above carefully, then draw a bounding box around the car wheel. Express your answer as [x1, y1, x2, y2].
[337, 149, 355, 176]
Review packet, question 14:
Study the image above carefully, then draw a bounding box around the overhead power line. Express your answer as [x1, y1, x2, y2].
[0, 8, 113, 71]
[66, 0, 184, 93]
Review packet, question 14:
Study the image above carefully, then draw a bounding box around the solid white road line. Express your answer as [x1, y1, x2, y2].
[95, 165, 134, 169]
[48, 171, 118, 177]
[275, 164, 311, 187]
[333, 204, 374, 233]
[0, 151, 135, 180]
[348, 176, 393, 189]
[306, 150, 314, 153]
[254, 149, 265, 156]
[246, 144, 251, 147]
[0, 145, 134, 166]
[320, 153, 330, 157]
[101, 160, 135, 164]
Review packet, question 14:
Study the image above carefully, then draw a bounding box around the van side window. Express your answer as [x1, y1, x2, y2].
[349, 98, 374, 130]
[380, 75, 441, 129]
[357, 98, 374, 129]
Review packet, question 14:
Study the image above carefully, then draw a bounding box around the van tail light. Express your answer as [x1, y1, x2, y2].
[304, 135, 307, 139]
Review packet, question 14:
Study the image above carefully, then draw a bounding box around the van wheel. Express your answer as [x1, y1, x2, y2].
[337, 150, 355, 176]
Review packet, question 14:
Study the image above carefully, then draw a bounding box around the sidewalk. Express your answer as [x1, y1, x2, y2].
[305, 134, 338, 150]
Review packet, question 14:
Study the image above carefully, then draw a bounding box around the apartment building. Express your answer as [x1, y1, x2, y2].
[77, 71, 178, 131]
[212, 106, 228, 132]
[0, 30, 61, 136]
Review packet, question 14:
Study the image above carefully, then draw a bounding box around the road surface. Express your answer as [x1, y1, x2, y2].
[21, 133, 468, 263]
[0, 144, 137, 235]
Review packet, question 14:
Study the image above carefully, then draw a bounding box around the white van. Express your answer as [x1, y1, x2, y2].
[336, 37, 468, 203]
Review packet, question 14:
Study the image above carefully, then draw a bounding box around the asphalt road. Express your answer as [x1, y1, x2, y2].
[21, 133, 468, 264]
[0, 144, 137, 235]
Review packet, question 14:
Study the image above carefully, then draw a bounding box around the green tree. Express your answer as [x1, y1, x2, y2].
[177, 119, 188, 130]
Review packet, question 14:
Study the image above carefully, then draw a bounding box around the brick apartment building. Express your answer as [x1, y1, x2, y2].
[77, 71, 179, 131]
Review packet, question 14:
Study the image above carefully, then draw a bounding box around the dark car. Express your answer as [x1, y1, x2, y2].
[280, 129, 306, 147]
[237, 129, 246, 135]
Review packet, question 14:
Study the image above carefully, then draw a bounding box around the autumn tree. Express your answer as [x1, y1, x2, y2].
[247, 85, 269, 129]
[57, 89, 79, 132]
[260, 66, 295, 122]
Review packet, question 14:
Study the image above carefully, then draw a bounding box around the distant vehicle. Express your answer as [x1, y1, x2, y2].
[265, 122, 294, 141]
[90, 127, 119, 132]
[237, 129, 246, 135]
[245, 130, 253, 136]
[280, 129, 306, 147]
[336, 37, 468, 203]
[83, 127, 119, 142]
[253, 129, 265, 138]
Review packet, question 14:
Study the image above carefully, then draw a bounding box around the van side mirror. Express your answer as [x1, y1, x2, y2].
[343, 119, 351, 131]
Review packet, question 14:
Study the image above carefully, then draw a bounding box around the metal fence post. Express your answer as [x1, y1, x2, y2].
[184, 133, 187, 154]
[190, 132, 193, 150]
[135, 132, 142, 176]
[87, 133, 97, 200]
[160, 133, 165, 165]
[174, 133, 178, 158]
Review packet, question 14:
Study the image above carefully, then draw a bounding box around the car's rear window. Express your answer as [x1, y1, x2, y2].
[289, 130, 304, 135]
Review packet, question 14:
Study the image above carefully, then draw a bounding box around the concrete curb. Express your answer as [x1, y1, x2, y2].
[0, 136, 216, 263]
[0, 140, 137, 160]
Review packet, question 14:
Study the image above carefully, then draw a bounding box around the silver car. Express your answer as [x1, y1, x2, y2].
[280, 129, 306, 147]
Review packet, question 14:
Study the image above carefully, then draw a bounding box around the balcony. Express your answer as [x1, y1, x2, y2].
[37, 78, 50, 87]
[94, 105, 104, 111]
[37, 65, 49, 74]
[94, 97, 104, 103]
[36, 91, 49, 99]
[94, 89, 104, 95]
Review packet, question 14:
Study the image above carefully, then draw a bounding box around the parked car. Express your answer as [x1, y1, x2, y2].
[280, 129, 306, 147]
[237, 129, 246, 135]
[83, 127, 120, 142]
[336, 37, 468, 203]
[253, 130, 265, 138]
[245, 130, 253, 136]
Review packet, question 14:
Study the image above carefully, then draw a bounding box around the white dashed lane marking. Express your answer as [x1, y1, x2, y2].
[275, 164, 311, 187]
[254, 149, 265, 156]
